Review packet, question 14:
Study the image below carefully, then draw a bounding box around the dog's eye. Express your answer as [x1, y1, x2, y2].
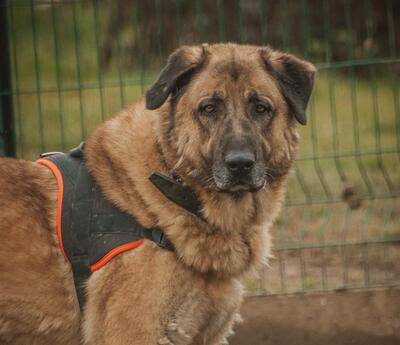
[255, 103, 269, 114]
[202, 104, 216, 115]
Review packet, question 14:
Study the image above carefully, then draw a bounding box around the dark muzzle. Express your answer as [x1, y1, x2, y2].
[224, 149, 256, 180]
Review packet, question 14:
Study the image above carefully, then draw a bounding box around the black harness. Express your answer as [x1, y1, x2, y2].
[39, 143, 202, 309]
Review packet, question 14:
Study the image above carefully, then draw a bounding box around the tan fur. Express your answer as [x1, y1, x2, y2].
[0, 43, 314, 344]
[0, 159, 80, 344]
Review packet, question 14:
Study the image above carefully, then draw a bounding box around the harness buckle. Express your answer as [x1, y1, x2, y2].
[151, 228, 174, 251]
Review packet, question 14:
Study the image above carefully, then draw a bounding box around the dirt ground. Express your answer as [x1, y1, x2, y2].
[230, 288, 400, 345]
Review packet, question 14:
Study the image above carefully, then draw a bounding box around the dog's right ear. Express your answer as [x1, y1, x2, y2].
[146, 45, 208, 110]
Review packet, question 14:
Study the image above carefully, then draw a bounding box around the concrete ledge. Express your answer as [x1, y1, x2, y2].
[230, 288, 400, 345]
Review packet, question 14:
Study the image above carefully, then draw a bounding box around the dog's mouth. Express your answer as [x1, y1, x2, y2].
[227, 183, 252, 192]
[213, 177, 266, 194]
[211, 162, 266, 194]
[225, 183, 264, 193]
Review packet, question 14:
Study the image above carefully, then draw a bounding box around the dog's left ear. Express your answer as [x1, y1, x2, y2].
[259, 47, 316, 125]
[146, 45, 208, 110]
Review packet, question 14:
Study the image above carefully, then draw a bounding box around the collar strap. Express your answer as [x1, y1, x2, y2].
[149, 172, 203, 219]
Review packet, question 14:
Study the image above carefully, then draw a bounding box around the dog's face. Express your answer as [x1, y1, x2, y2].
[146, 44, 315, 194]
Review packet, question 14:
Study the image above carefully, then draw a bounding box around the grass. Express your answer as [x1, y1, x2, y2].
[5, 2, 400, 295]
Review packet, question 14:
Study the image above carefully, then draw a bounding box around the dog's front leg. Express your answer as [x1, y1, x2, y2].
[203, 312, 242, 345]
[158, 295, 241, 345]
[189, 309, 241, 345]
[157, 321, 192, 345]
[157, 296, 209, 345]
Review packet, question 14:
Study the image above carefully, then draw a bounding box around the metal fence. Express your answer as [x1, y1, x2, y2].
[1, 0, 399, 295]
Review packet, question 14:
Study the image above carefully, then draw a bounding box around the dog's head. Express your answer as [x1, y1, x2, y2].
[146, 43, 315, 194]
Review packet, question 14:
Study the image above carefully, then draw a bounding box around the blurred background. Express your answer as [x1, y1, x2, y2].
[0, 0, 399, 343]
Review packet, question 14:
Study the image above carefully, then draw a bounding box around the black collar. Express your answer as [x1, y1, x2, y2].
[149, 172, 203, 219]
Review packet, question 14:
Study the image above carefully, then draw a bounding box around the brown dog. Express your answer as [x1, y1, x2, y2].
[0, 43, 315, 345]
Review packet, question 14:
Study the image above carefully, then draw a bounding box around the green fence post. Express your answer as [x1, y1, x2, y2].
[0, 0, 16, 157]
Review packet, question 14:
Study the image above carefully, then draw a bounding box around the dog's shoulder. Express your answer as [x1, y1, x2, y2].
[0, 157, 57, 218]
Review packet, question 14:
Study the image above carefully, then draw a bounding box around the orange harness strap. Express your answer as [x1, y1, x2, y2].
[37, 158, 144, 272]
[37, 159, 68, 260]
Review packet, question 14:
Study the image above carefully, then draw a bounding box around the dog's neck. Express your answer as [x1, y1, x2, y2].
[85, 101, 285, 278]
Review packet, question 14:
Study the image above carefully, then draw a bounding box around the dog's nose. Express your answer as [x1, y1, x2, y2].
[225, 150, 255, 177]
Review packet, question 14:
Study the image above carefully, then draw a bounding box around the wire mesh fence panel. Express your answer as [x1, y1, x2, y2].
[2, 0, 400, 295]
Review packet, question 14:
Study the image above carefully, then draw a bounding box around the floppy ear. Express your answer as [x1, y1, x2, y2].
[259, 47, 316, 125]
[146, 45, 208, 110]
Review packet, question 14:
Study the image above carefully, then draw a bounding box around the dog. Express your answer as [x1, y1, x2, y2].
[0, 43, 315, 345]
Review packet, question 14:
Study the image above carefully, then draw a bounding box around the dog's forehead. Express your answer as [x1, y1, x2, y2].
[207, 46, 260, 77]
[193, 48, 280, 99]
